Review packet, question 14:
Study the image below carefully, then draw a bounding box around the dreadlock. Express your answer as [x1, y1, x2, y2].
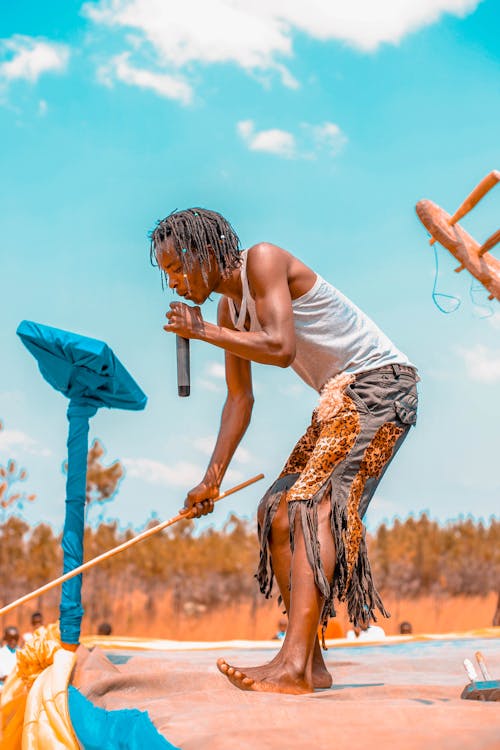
[149, 207, 241, 287]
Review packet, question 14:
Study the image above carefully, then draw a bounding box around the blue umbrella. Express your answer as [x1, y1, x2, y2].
[17, 320, 147, 646]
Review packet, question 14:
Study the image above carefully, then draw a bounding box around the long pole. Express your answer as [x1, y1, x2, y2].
[0, 474, 264, 619]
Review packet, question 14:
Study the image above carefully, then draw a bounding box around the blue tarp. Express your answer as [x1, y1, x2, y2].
[68, 686, 179, 749]
[16, 320, 147, 411]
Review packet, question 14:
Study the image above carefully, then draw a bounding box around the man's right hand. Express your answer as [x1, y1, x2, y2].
[180, 480, 220, 518]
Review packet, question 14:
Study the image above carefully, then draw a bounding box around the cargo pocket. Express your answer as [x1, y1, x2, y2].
[394, 389, 418, 426]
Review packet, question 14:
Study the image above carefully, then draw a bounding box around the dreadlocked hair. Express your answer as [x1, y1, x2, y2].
[149, 207, 242, 287]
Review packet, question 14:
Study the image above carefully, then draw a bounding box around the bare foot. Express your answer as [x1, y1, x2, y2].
[216, 646, 332, 690]
[313, 640, 333, 689]
[217, 657, 313, 695]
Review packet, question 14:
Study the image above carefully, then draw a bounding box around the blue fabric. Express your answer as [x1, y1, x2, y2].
[68, 686, 179, 749]
[17, 320, 148, 644]
[60, 404, 96, 644]
[16, 320, 147, 411]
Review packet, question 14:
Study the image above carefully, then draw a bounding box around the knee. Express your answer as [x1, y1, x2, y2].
[257, 495, 290, 545]
[270, 501, 290, 545]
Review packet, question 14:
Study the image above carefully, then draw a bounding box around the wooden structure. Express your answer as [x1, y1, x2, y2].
[416, 171, 500, 301]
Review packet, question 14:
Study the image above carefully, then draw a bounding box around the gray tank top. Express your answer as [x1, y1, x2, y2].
[227, 250, 414, 392]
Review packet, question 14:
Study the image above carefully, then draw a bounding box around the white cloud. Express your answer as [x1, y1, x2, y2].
[98, 52, 192, 104]
[0, 428, 52, 457]
[0, 36, 69, 84]
[237, 119, 296, 157]
[488, 311, 500, 330]
[196, 360, 226, 391]
[237, 119, 346, 159]
[193, 435, 253, 464]
[206, 361, 226, 379]
[123, 457, 203, 486]
[193, 436, 215, 455]
[197, 378, 224, 392]
[84, 0, 480, 99]
[38, 99, 48, 116]
[306, 121, 348, 156]
[123, 456, 243, 489]
[268, 0, 480, 51]
[234, 445, 253, 464]
[457, 344, 500, 384]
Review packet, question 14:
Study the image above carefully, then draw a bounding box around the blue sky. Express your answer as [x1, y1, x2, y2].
[0, 0, 499, 534]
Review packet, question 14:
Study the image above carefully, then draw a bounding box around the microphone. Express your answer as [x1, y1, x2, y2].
[176, 336, 190, 397]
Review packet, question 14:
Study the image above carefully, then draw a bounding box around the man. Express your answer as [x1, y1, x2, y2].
[493, 592, 500, 628]
[97, 622, 113, 636]
[0, 626, 19, 689]
[22, 610, 43, 644]
[150, 207, 418, 694]
[399, 621, 413, 635]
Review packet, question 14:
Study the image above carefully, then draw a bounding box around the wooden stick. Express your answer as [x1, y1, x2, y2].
[429, 170, 500, 246]
[0, 473, 265, 619]
[448, 170, 500, 227]
[478, 229, 500, 258]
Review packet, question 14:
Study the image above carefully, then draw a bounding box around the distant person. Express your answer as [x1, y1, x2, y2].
[0, 626, 20, 688]
[273, 617, 288, 641]
[493, 592, 500, 627]
[22, 611, 44, 644]
[399, 621, 413, 635]
[97, 622, 112, 636]
[346, 623, 386, 642]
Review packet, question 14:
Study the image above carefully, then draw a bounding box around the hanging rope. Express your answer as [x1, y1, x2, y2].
[469, 277, 494, 319]
[431, 241, 461, 314]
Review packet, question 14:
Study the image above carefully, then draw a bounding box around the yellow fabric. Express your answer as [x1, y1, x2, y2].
[0, 623, 78, 750]
[22, 648, 78, 750]
[0, 670, 28, 750]
[17, 623, 62, 688]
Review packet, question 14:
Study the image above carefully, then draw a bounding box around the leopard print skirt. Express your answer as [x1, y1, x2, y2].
[256, 365, 418, 630]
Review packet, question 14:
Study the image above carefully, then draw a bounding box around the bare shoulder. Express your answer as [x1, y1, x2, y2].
[246, 242, 289, 268]
[246, 243, 316, 299]
[246, 243, 289, 292]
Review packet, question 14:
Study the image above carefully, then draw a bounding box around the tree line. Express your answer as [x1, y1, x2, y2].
[1, 422, 498, 627]
[1, 512, 498, 624]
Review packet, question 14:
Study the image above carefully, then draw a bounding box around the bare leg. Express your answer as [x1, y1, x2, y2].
[218, 496, 332, 688]
[266, 496, 333, 688]
[217, 494, 335, 694]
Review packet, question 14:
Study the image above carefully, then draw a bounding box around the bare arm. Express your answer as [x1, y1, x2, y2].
[181, 298, 254, 515]
[165, 244, 296, 367]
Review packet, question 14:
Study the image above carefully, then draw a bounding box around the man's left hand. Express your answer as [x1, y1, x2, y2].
[164, 302, 205, 339]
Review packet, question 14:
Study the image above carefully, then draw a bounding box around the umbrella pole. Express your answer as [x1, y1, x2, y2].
[59, 402, 97, 647]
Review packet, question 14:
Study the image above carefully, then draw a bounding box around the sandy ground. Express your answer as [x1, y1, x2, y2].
[72, 633, 500, 750]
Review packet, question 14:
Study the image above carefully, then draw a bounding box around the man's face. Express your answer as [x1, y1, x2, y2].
[156, 236, 217, 305]
[4, 629, 19, 649]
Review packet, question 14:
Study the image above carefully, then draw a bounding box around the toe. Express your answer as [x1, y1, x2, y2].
[216, 658, 228, 674]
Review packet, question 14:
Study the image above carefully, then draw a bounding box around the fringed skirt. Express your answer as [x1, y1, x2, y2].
[256, 364, 418, 630]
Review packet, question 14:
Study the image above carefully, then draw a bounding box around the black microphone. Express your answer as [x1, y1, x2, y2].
[176, 336, 190, 397]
